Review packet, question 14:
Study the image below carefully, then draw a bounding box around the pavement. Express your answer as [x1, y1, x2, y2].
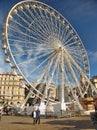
[0, 115, 96, 130]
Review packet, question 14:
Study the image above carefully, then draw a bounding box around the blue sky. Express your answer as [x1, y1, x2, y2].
[0, 0, 97, 79]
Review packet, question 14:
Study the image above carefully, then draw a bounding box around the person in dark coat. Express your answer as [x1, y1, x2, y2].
[36, 108, 40, 124]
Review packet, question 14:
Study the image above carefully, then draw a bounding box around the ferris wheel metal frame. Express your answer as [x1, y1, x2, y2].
[2, 0, 97, 111]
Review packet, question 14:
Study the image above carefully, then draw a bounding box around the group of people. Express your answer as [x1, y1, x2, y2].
[32, 107, 40, 125]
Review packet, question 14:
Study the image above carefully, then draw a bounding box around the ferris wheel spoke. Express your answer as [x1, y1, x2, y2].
[43, 18, 54, 35]
[53, 19, 61, 37]
[12, 49, 37, 58]
[51, 18, 59, 36]
[36, 8, 53, 34]
[63, 35, 77, 46]
[13, 44, 55, 52]
[29, 17, 51, 38]
[30, 23, 50, 40]
[43, 13, 55, 34]
[21, 8, 34, 23]
[17, 49, 54, 67]
[45, 14, 55, 34]
[66, 46, 80, 55]
[58, 21, 62, 40]
[15, 13, 49, 41]
[43, 10, 55, 34]
[9, 40, 40, 49]
[8, 33, 31, 44]
[61, 25, 69, 41]
[8, 25, 38, 41]
[36, 61, 52, 83]
[26, 6, 37, 21]
[11, 43, 55, 59]
[64, 50, 88, 95]
[65, 47, 85, 74]
[70, 56, 83, 67]
[8, 26, 49, 46]
[8, 38, 49, 51]
[60, 22, 69, 41]
[64, 71, 80, 102]
[10, 18, 30, 32]
[17, 56, 36, 65]
[41, 17, 57, 36]
[31, 8, 52, 35]
[16, 13, 30, 27]
[8, 38, 36, 46]
[64, 49, 80, 80]
[66, 59, 83, 96]
[46, 15, 59, 37]
[65, 40, 80, 48]
[71, 58, 84, 69]
[43, 53, 61, 96]
[26, 50, 57, 78]
[50, 15, 59, 36]
[10, 18, 48, 42]
[10, 23, 47, 41]
[28, 10, 50, 35]
[64, 29, 73, 42]
[36, 52, 59, 83]
[66, 47, 83, 64]
[42, 55, 58, 86]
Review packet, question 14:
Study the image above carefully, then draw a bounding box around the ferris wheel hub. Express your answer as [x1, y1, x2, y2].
[48, 35, 63, 50]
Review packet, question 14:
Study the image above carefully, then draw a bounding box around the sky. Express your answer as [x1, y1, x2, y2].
[0, 0, 97, 79]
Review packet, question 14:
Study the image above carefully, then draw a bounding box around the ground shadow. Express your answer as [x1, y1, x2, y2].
[11, 122, 32, 125]
[43, 118, 96, 129]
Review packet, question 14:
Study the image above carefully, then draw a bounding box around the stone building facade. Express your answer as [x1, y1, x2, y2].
[0, 73, 25, 105]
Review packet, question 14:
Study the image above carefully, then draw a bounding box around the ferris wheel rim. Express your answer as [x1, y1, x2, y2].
[2, 0, 90, 103]
[5, 0, 90, 76]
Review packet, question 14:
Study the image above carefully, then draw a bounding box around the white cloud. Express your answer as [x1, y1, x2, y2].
[88, 50, 97, 64]
[59, 0, 97, 22]
[73, 1, 96, 16]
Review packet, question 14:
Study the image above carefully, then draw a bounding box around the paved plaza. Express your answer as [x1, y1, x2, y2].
[0, 115, 96, 130]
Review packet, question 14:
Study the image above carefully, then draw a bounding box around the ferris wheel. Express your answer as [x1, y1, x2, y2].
[2, 0, 96, 110]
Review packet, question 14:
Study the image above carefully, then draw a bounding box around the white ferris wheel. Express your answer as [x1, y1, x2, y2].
[2, 0, 97, 110]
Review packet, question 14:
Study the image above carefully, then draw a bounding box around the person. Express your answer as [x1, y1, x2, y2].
[36, 108, 40, 124]
[94, 100, 97, 111]
[0, 108, 3, 120]
[32, 109, 36, 125]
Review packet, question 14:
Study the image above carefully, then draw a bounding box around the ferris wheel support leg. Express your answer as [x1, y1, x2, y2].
[20, 91, 31, 109]
[74, 95, 83, 110]
[61, 101, 66, 111]
[60, 87, 66, 111]
[39, 100, 46, 115]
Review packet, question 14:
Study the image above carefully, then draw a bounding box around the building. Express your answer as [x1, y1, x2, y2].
[0, 73, 25, 105]
[91, 76, 97, 89]
[78, 76, 97, 111]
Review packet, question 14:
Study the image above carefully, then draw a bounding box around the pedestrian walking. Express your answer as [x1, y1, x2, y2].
[36, 108, 40, 124]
